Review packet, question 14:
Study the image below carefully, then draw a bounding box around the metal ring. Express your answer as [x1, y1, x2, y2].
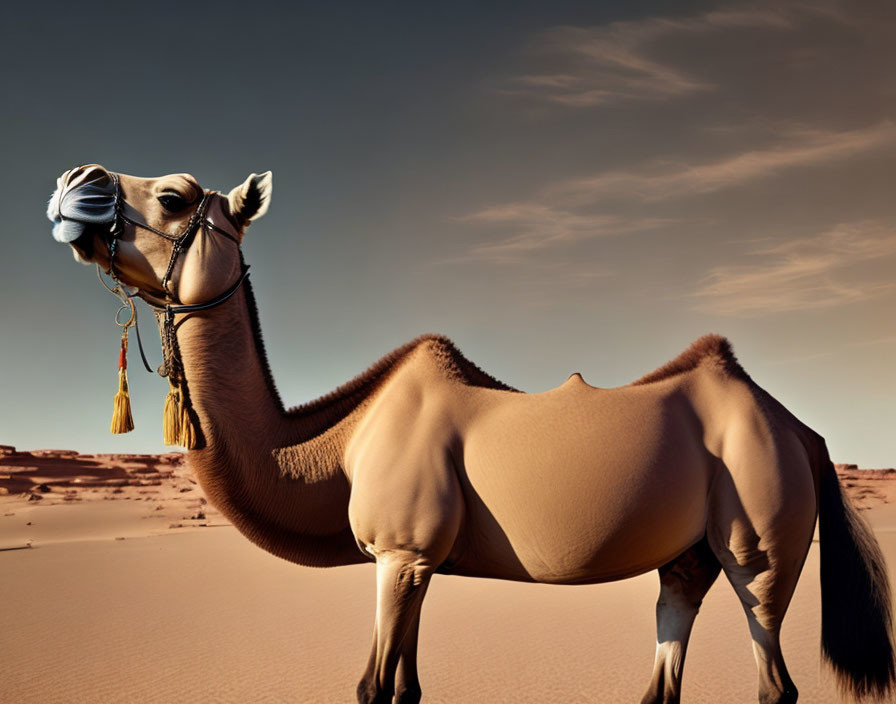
[115, 299, 136, 328]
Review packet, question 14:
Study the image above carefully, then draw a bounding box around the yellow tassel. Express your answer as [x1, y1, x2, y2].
[179, 403, 198, 450]
[162, 386, 181, 446]
[110, 334, 134, 434]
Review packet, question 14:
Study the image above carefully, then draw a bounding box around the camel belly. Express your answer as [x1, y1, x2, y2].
[451, 386, 713, 584]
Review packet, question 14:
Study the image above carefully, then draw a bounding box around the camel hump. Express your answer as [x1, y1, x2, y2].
[632, 334, 750, 386]
[415, 334, 517, 392]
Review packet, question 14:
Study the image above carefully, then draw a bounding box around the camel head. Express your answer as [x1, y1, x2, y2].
[47, 164, 272, 305]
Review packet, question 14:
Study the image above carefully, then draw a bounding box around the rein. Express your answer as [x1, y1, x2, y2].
[96, 173, 249, 449]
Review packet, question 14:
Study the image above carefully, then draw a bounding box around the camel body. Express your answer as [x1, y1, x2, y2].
[344, 339, 770, 586]
[48, 165, 895, 704]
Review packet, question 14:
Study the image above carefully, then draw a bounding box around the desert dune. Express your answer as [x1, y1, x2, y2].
[1, 446, 894, 703]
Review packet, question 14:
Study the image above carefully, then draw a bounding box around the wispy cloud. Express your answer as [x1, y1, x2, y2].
[457, 122, 896, 262]
[556, 122, 896, 203]
[505, 6, 793, 106]
[457, 205, 674, 262]
[692, 221, 896, 316]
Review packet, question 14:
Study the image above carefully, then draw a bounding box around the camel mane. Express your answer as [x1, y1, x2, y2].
[241, 279, 516, 426]
[631, 334, 751, 386]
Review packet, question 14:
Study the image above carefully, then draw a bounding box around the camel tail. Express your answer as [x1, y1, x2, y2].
[818, 445, 896, 700]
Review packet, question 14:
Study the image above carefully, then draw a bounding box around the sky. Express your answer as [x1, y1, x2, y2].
[0, 0, 894, 466]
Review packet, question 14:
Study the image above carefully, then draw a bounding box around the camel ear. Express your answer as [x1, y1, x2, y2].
[227, 171, 272, 227]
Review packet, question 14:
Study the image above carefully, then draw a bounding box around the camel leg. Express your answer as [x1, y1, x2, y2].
[708, 455, 816, 703]
[394, 607, 423, 703]
[357, 551, 433, 704]
[720, 557, 805, 704]
[641, 538, 721, 704]
[358, 634, 378, 702]
[357, 578, 425, 703]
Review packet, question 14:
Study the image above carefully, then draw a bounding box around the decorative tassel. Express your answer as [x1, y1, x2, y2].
[110, 331, 134, 434]
[162, 384, 181, 446]
[157, 309, 200, 450]
[162, 381, 199, 449]
[179, 403, 198, 450]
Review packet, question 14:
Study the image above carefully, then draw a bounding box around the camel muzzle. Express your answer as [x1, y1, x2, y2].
[47, 164, 116, 244]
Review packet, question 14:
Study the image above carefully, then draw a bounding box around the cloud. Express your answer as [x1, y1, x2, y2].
[554, 122, 896, 203]
[505, 6, 794, 106]
[456, 122, 896, 262]
[457, 205, 674, 262]
[691, 221, 896, 316]
[455, 1, 896, 301]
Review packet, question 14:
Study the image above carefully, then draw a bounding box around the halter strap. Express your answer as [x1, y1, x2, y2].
[98, 174, 249, 377]
[137, 264, 251, 315]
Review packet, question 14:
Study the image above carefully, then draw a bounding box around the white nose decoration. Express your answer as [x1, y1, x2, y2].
[47, 167, 117, 243]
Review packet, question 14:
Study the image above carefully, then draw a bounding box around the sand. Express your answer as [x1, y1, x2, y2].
[2, 447, 895, 703]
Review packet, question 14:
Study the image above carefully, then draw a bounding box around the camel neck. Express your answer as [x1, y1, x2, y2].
[175, 288, 284, 447]
[171, 282, 364, 567]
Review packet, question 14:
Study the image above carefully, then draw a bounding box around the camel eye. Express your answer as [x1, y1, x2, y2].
[158, 193, 189, 212]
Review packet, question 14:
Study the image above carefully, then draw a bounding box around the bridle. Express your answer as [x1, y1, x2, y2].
[95, 172, 250, 448]
[103, 172, 249, 308]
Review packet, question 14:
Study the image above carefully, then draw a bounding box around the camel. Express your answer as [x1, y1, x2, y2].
[47, 164, 894, 704]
